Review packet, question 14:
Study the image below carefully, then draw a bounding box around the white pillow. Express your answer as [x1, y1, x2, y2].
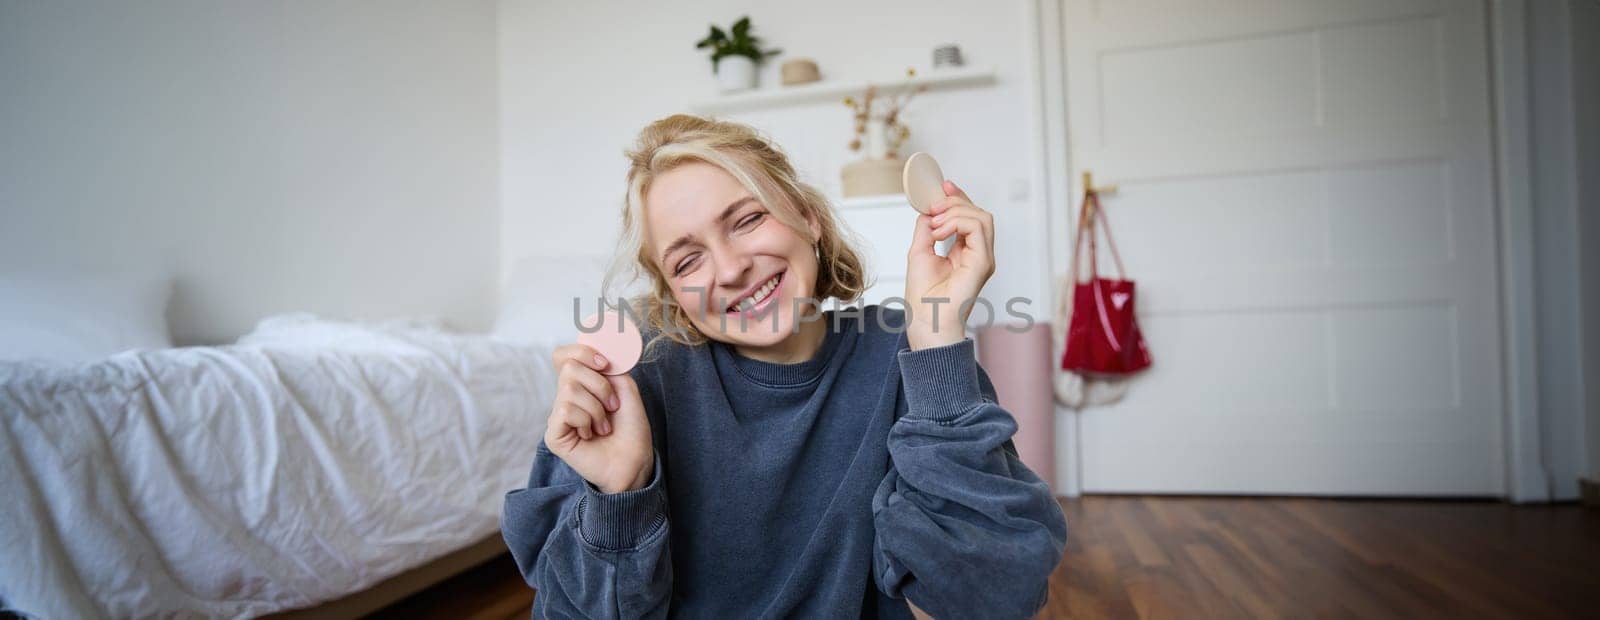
[235, 312, 447, 351]
[493, 255, 640, 347]
[0, 272, 174, 363]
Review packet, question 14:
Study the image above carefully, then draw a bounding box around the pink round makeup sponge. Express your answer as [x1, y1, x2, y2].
[576, 309, 642, 375]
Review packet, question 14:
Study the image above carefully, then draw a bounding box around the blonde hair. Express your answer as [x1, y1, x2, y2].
[604, 114, 868, 349]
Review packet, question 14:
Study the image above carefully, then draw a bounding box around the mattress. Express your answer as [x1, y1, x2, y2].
[0, 314, 555, 618]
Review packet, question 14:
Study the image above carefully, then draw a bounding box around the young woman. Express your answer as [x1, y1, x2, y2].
[502, 114, 1067, 619]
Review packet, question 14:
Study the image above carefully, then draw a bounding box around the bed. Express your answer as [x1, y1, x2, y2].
[0, 308, 559, 618]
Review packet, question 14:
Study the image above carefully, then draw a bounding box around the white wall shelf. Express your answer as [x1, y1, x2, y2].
[689, 66, 997, 115]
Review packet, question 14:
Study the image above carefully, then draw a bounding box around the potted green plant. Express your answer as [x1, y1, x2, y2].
[695, 16, 781, 93]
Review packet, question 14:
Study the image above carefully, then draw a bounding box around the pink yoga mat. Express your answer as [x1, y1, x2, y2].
[975, 322, 1057, 492]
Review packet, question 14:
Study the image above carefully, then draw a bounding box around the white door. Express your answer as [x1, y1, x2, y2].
[1061, 0, 1504, 495]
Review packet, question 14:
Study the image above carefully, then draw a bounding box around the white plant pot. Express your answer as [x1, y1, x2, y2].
[717, 56, 757, 93]
[865, 118, 890, 160]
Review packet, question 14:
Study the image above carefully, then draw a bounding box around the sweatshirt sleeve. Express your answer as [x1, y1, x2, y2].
[500, 443, 672, 619]
[871, 337, 1069, 619]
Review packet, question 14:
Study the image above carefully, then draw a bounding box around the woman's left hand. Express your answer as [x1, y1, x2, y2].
[905, 180, 995, 351]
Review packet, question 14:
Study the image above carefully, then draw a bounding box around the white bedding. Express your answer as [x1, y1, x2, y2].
[0, 314, 555, 618]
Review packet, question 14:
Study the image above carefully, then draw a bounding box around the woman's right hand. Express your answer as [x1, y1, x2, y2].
[546, 343, 654, 494]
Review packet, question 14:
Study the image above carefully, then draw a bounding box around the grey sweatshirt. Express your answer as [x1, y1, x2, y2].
[501, 305, 1068, 618]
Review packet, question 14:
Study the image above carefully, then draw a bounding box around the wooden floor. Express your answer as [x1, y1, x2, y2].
[370, 496, 1600, 619]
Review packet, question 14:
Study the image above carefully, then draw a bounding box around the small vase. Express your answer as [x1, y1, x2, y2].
[865, 118, 890, 160]
[717, 56, 757, 93]
[842, 118, 904, 197]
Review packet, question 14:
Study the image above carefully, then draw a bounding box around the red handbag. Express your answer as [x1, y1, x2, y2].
[1060, 188, 1153, 376]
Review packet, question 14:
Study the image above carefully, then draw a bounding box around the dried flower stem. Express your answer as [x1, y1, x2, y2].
[843, 68, 928, 159]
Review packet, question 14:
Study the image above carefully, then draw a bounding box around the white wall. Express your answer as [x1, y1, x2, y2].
[0, 1, 500, 345]
[1526, 0, 1600, 498]
[1572, 0, 1600, 484]
[497, 0, 1048, 309]
[1528, 0, 1588, 499]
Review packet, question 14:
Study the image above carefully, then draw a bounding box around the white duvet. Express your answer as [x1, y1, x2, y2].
[0, 314, 555, 619]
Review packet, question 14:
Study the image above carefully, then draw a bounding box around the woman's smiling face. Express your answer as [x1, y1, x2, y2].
[644, 161, 820, 350]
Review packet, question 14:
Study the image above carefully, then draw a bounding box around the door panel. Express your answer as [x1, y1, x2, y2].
[1062, 0, 1503, 495]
